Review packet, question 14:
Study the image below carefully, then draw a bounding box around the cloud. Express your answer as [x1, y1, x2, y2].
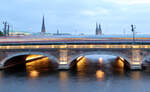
[104, 0, 150, 5]
[0, 0, 150, 34]
[81, 8, 109, 16]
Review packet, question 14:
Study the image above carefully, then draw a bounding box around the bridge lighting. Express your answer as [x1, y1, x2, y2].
[106, 45, 110, 48]
[117, 59, 124, 68]
[60, 45, 67, 48]
[36, 46, 39, 48]
[73, 45, 77, 48]
[122, 45, 126, 48]
[131, 62, 141, 65]
[77, 57, 86, 67]
[132, 45, 139, 48]
[59, 62, 68, 65]
[90, 45, 94, 48]
[6, 46, 10, 49]
[26, 55, 44, 61]
[98, 58, 103, 64]
[119, 57, 124, 61]
[50, 45, 54, 48]
[21, 46, 25, 49]
[76, 56, 84, 61]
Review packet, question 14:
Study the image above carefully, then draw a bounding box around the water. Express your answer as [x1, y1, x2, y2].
[1, 57, 150, 92]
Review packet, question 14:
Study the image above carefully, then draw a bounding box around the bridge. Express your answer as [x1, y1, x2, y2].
[0, 35, 150, 70]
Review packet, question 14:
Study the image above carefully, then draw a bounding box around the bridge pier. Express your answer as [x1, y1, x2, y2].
[130, 49, 142, 70]
[58, 49, 70, 70]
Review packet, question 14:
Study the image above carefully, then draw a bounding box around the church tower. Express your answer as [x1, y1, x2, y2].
[96, 23, 99, 35]
[98, 24, 102, 35]
[41, 16, 46, 33]
[95, 23, 102, 35]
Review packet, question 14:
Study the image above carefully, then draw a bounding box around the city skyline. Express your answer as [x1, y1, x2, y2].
[0, 0, 150, 35]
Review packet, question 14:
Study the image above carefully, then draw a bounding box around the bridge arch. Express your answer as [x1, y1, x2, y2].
[142, 55, 150, 62]
[68, 51, 131, 69]
[0, 52, 59, 69]
[142, 55, 150, 68]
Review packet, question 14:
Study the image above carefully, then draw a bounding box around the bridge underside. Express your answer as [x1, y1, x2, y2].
[0, 54, 59, 70]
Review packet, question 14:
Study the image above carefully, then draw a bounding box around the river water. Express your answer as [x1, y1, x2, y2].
[0, 56, 150, 92]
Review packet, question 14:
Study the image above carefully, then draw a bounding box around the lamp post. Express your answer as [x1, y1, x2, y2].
[131, 24, 136, 44]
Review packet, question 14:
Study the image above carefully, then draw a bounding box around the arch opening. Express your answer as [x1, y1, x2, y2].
[70, 54, 130, 72]
[142, 56, 150, 70]
[2, 53, 59, 72]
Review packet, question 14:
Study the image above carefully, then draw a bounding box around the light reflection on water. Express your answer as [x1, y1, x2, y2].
[1, 57, 150, 92]
[96, 70, 105, 80]
[29, 70, 39, 78]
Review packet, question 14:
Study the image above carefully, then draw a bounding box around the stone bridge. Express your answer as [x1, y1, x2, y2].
[0, 44, 150, 70]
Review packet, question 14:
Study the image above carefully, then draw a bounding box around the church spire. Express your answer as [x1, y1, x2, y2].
[99, 24, 102, 35]
[96, 22, 99, 35]
[41, 16, 46, 33]
[95, 22, 102, 35]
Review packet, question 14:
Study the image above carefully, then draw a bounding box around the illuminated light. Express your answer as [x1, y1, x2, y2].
[90, 45, 93, 48]
[131, 71, 141, 80]
[59, 50, 68, 63]
[122, 45, 126, 48]
[21, 46, 25, 49]
[132, 45, 139, 48]
[98, 58, 103, 64]
[51, 45, 54, 48]
[59, 71, 68, 83]
[145, 45, 148, 48]
[96, 70, 104, 80]
[77, 57, 86, 67]
[26, 57, 49, 67]
[132, 61, 141, 65]
[26, 55, 44, 61]
[29, 70, 39, 78]
[59, 62, 68, 64]
[119, 57, 124, 61]
[36, 46, 39, 48]
[76, 56, 84, 61]
[60, 45, 67, 48]
[106, 45, 110, 48]
[77, 57, 87, 71]
[116, 59, 124, 68]
[6, 46, 10, 49]
[74, 45, 77, 48]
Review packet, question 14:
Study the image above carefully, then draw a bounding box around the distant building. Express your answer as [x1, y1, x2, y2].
[96, 23, 102, 35]
[10, 31, 31, 36]
[41, 16, 46, 33]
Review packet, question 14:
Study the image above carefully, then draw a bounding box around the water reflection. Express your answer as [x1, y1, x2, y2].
[96, 70, 105, 80]
[26, 57, 58, 72]
[1, 56, 150, 92]
[59, 71, 68, 83]
[131, 71, 141, 80]
[29, 70, 39, 78]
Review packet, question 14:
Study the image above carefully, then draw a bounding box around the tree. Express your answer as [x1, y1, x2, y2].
[0, 31, 3, 36]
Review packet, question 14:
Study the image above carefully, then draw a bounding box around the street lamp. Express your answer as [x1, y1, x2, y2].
[131, 24, 136, 44]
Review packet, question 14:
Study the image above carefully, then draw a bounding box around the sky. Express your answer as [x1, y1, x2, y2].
[0, 0, 150, 35]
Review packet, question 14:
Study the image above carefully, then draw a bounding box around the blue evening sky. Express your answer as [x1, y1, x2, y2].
[0, 0, 150, 35]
